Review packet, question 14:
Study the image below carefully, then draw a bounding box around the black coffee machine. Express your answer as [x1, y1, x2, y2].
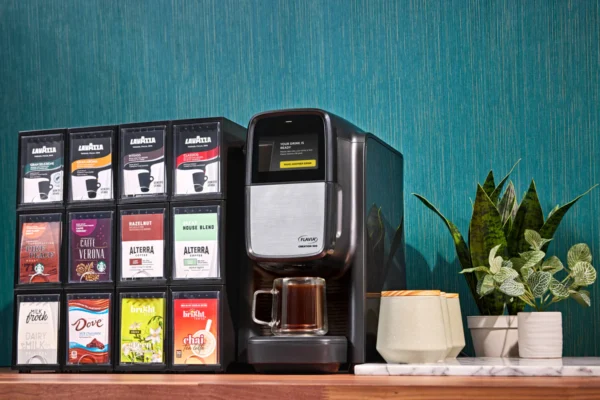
[237, 108, 406, 373]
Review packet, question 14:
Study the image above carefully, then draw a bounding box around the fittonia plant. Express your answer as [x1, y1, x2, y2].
[461, 229, 597, 311]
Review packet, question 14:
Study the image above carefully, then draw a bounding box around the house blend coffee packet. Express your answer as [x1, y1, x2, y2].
[70, 212, 112, 283]
[121, 127, 166, 197]
[120, 211, 164, 279]
[173, 206, 219, 279]
[173, 293, 219, 365]
[19, 219, 61, 284]
[70, 132, 113, 201]
[120, 296, 164, 364]
[20, 134, 63, 204]
[174, 123, 220, 195]
[67, 295, 111, 365]
[16, 296, 60, 365]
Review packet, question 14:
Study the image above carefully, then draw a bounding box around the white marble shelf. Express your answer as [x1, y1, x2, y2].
[354, 357, 600, 377]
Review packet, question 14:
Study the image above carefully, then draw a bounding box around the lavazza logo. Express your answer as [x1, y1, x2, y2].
[78, 143, 103, 151]
[130, 136, 156, 145]
[32, 146, 56, 154]
[185, 136, 211, 145]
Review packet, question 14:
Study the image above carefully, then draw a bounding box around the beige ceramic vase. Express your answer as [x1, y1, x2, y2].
[445, 293, 466, 358]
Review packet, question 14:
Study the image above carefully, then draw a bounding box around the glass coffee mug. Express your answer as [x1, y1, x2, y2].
[252, 277, 328, 336]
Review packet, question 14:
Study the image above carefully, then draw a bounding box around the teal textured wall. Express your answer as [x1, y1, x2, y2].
[1, 0, 599, 365]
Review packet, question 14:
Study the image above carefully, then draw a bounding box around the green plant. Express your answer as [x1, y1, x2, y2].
[414, 160, 597, 315]
[461, 230, 596, 311]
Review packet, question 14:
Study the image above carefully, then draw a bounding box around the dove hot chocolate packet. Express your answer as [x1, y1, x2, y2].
[119, 292, 166, 366]
[66, 293, 111, 366]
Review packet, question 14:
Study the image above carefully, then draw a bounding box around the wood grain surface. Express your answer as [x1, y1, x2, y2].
[1, 374, 600, 400]
[1, 0, 599, 366]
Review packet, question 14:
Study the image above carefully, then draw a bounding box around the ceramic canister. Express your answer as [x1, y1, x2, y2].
[445, 293, 466, 358]
[376, 290, 448, 364]
[440, 292, 453, 360]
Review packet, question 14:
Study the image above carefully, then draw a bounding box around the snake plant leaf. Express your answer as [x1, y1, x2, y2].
[571, 262, 597, 286]
[548, 204, 559, 219]
[549, 278, 570, 299]
[542, 256, 564, 274]
[521, 266, 534, 281]
[470, 185, 508, 273]
[539, 184, 599, 251]
[413, 194, 473, 270]
[499, 279, 526, 297]
[494, 267, 519, 283]
[528, 271, 552, 297]
[482, 171, 496, 197]
[490, 160, 521, 203]
[520, 250, 546, 269]
[498, 181, 517, 225]
[477, 274, 496, 296]
[511, 257, 526, 270]
[567, 244, 593, 269]
[507, 180, 545, 257]
[459, 266, 490, 274]
[570, 289, 591, 307]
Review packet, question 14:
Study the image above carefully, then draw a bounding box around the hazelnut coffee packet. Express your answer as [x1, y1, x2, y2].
[68, 211, 113, 283]
[172, 291, 219, 366]
[66, 293, 111, 365]
[15, 294, 60, 365]
[119, 293, 165, 365]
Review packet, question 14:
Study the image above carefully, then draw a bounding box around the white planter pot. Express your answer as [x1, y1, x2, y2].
[518, 312, 562, 358]
[467, 316, 519, 357]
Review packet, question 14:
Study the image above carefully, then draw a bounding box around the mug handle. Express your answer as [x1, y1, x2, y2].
[252, 289, 275, 326]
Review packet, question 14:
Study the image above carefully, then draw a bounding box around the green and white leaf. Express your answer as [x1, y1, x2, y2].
[569, 289, 591, 307]
[477, 274, 496, 296]
[521, 266, 534, 281]
[567, 244, 592, 269]
[499, 279, 526, 297]
[542, 256, 564, 274]
[549, 278, 570, 299]
[524, 230, 543, 250]
[520, 250, 546, 269]
[527, 271, 552, 297]
[502, 259, 513, 270]
[493, 267, 519, 283]
[459, 266, 490, 274]
[488, 244, 504, 274]
[570, 261, 597, 286]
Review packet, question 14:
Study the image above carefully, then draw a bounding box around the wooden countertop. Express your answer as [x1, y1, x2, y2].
[1, 373, 600, 400]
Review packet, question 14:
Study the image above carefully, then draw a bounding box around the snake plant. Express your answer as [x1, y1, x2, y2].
[414, 160, 597, 315]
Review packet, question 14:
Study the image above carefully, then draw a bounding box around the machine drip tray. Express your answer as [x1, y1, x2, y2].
[247, 336, 348, 373]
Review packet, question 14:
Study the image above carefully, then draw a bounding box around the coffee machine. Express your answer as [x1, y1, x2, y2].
[238, 109, 405, 372]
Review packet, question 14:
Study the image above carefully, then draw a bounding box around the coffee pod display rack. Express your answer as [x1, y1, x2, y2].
[13, 118, 246, 373]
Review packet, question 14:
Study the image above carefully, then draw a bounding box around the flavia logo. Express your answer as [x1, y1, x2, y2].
[298, 235, 318, 244]
[78, 143, 103, 151]
[130, 136, 156, 145]
[32, 146, 56, 154]
[185, 136, 211, 145]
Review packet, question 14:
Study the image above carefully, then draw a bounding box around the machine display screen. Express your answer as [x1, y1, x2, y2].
[257, 133, 319, 172]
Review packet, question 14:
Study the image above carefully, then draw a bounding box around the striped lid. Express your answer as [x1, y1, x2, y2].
[381, 290, 441, 297]
[445, 293, 459, 298]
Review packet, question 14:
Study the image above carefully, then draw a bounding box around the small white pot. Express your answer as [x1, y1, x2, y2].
[518, 312, 562, 358]
[467, 315, 519, 357]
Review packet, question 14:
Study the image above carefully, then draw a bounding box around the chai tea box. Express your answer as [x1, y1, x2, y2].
[17, 212, 63, 286]
[119, 123, 168, 201]
[118, 291, 166, 368]
[66, 293, 112, 367]
[18, 130, 65, 206]
[14, 293, 61, 368]
[171, 291, 219, 367]
[68, 128, 115, 202]
[68, 210, 114, 283]
[119, 206, 167, 282]
[171, 205, 220, 280]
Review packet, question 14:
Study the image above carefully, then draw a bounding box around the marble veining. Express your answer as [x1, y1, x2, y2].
[355, 358, 600, 377]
